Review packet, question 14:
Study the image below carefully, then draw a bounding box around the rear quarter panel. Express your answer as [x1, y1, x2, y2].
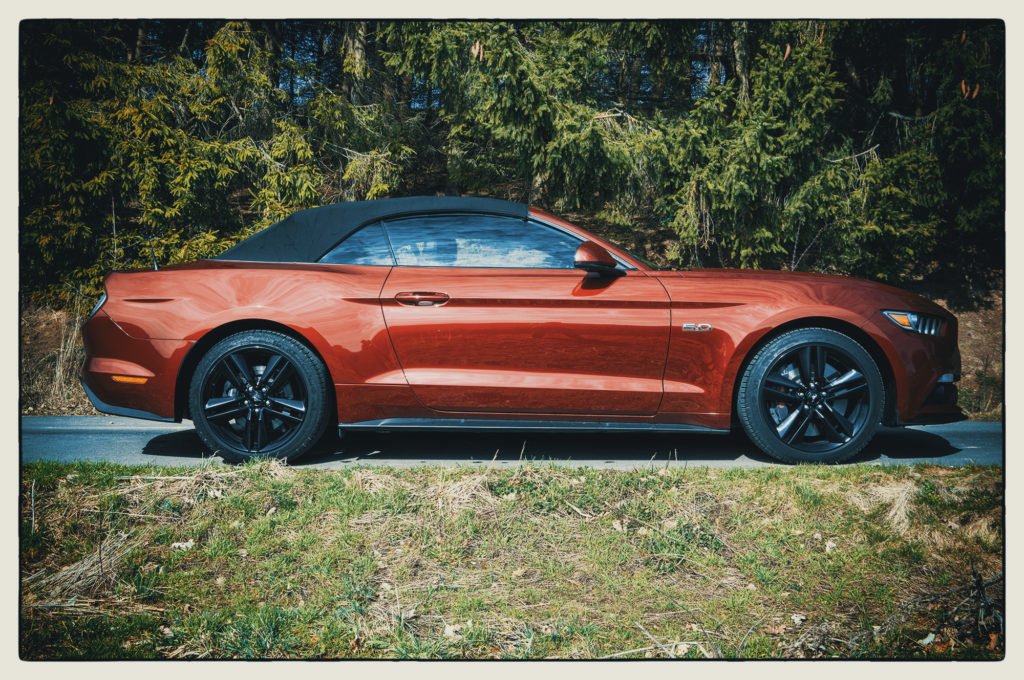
[101, 262, 411, 421]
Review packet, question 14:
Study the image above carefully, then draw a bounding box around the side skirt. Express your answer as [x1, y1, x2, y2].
[339, 418, 730, 435]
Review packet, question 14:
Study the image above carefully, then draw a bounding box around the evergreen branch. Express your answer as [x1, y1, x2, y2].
[824, 144, 879, 164]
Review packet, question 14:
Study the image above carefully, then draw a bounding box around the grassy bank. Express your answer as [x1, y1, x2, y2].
[20, 461, 1003, 660]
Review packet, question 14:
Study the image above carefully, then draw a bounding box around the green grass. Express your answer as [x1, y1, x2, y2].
[20, 460, 1003, 660]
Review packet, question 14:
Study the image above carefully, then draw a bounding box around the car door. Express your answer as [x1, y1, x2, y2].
[377, 213, 671, 416]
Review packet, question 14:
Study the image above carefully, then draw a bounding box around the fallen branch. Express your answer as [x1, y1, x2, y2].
[600, 640, 708, 659]
[737, 615, 766, 658]
[115, 473, 238, 481]
[80, 509, 180, 520]
[565, 501, 595, 520]
[636, 622, 676, 658]
[886, 111, 934, 122]
[846, 572, 1004, 650]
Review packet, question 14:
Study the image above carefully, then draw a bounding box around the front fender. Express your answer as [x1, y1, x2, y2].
[715, 306, 901, 416]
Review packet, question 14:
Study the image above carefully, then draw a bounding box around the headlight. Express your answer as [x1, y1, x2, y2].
[882, 310, 942, 336]
[88, 292, 107, 319]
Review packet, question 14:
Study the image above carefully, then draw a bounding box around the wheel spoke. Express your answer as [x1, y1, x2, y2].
[766, 373, 802, 391]
[786, 411, 813, 444]
[266, 396, 306, 413]
[825, 368, 862, 389]
[241, 409, 268, 452]
[764, 386, 802, 403]
[814, 346, 828, 382]
[259, 354, 292, 389]
[797, 347, 813, 384]
[812, 405, 851, 443]
[204, 396, 247, 422]
[777, 407, 811, 443]
[265, 405, 304, 423]
[255, 410, 269, 451]
[242, 412, 256, 451]
[828, 383, 867, 402]
[811, 408, 842, 442]
[825, 369, 867, 401]
[221, 353, 254, 390]
[820, 402, 855, 437]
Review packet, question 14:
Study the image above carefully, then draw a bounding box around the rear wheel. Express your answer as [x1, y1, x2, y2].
[736, 327, 884, 464]
[189, 330, 331, 463]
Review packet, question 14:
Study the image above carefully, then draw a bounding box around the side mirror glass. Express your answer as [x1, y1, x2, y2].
[574, 242, 622, 277]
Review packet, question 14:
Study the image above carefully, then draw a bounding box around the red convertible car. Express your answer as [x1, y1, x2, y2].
[80, 196, 963, 464]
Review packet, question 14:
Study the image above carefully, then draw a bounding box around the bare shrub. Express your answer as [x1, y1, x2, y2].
[20, 307, 96, 415]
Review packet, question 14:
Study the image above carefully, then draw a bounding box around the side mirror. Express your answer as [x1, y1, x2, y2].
[574, 241, 622, 277]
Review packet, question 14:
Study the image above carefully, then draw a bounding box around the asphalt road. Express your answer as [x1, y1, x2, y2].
[19, 416, 1002, 469]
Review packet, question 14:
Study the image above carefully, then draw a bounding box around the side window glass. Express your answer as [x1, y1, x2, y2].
[384, 214, 581, 268]
[319, 223, 395, 265]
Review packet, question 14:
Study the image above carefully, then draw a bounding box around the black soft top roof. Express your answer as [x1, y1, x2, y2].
[214, 196, 529, 263]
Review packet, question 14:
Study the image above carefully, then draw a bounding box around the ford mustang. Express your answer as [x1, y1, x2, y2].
[80, 196, 963, 464]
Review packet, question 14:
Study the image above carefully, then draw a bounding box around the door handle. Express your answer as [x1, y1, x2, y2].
[395, 291, 450, 306]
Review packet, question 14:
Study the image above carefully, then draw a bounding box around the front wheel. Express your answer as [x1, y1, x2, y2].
[736, 328, 884, 464]
[189, 330, 332, 463]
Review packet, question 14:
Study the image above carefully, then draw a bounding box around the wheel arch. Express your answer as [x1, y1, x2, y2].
[727, 316, 898, 427]
[174, 319, 333, 420]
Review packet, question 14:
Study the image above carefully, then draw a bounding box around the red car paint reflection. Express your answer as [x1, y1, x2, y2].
[81, 207, 962, 434]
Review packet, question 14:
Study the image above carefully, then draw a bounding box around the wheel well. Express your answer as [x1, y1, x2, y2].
[174, 319, 333, 420]
[730, 317, 898, 427]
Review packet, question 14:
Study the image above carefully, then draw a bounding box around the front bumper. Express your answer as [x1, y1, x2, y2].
[871, 312, 965, 425]
[895, 379, 966, 425]
[898, 409, 968, 426]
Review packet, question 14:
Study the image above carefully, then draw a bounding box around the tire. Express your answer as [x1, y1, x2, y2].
[188, 330, 332, 463]
[736, 327, 884, 464]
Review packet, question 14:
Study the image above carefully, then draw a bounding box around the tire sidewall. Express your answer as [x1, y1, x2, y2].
[188, 330, 331, 462]
[738, 328, 884, 464]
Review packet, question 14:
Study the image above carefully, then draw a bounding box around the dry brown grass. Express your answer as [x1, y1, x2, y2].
[24, 531, 140, 603]
[20, 307, 97, 415]
[846, 480, 917, 534]
[940, 292, 1004, 420]
[350, 469, 413, 495]
[423, 473, 497, 512]
[114, 466, 242, 508]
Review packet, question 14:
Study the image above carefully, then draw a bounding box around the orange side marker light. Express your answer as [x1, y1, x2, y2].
[112, 375, 149, 384]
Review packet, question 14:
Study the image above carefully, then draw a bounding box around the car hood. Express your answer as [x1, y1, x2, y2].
[652, 268, 953, 319]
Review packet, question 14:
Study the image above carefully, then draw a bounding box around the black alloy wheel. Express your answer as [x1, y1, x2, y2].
[736, 328, 884, 463]
[189, 330, 331, 463]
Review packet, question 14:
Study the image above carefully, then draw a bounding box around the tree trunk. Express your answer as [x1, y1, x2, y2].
[708, 28, 726, 88]
[133, 21, 145, 62]
[732, 21, 750, 104]
[260, 20, 283, 91]
[342, 21, 368, 105]
[627, 56, 643, 110]
[403, 73, 413, 111]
